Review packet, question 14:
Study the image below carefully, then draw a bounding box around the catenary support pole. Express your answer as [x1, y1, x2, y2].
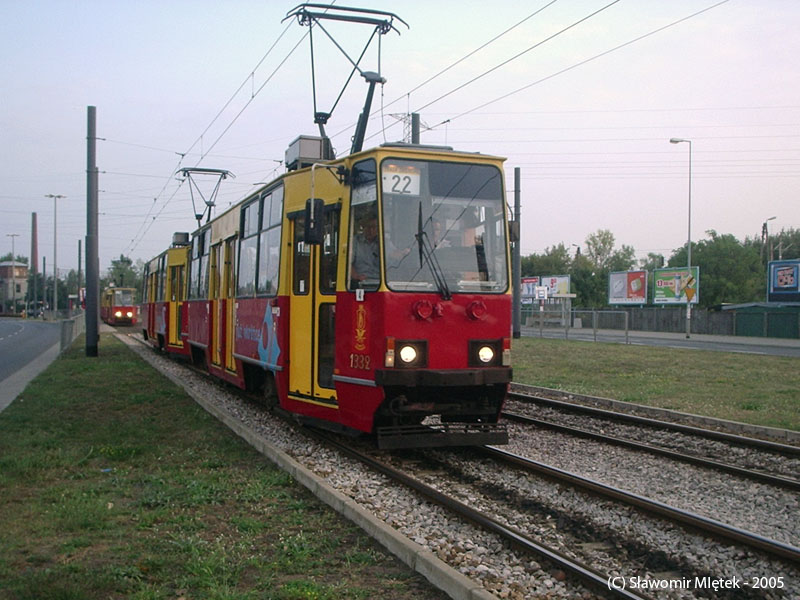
[85, 106, 99, 357]
[512, 167, 521, 338]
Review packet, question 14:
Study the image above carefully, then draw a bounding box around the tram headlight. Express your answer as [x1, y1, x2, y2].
[399, 345, 418, 364]
[477, 345, 495, 364]
[389, 339, 427, 368]
[115, 310, 122, 318]
[126, 311, 133, 318]
[469, 339, 503, 367]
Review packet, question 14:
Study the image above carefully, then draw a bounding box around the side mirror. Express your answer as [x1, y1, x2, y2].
[304, 198, 325, 244]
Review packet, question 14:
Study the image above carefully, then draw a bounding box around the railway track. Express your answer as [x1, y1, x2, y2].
[479, 445, 800, 564]
[124, 334, 799, 597]
[502, 410, 800, 491]
[309, 428, 652, 600]
[505, 390, 800, 485]
[315, 433, 799, 599]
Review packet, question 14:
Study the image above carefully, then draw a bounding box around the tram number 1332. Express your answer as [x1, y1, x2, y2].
[349, 353, 371, 370]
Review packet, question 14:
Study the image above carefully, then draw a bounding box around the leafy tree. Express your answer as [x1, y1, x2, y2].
[0, 253, 27, 264]
[668, 230, 761, 307]
[103, 254, 142, 298]
[570, 253, 606, 307]
[585, 229, 636, 272]
[638, 252, 665, 272]
[521, 243, 571, 277]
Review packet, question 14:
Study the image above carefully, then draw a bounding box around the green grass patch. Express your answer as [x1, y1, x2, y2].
[0, 335, 448, 600]
[512, 337, 800, 431]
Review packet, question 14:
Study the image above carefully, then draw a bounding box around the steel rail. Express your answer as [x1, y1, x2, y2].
[502, 411, 800, 491]
[308, 429, 654, 600]
[481, 446, 800, 565]
[508, 391, 800, 456]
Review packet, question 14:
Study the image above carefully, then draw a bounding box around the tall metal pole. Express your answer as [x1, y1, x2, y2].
[86, 106, 99, 356]
[512, 167, 521, 338]
[411, 113, 420, 144]
[44, 194, 65, 318]
[6, 234, 19, 313]
[669, 138, 692, 338]
[31, 212, 38, 315]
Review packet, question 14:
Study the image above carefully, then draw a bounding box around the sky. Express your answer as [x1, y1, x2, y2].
[2, 0, 799, 277]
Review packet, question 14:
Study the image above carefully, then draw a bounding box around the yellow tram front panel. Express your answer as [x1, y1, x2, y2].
[166, 247, 188, 348]
[284, 167, 342, 407]
[210, 209, 239, 374]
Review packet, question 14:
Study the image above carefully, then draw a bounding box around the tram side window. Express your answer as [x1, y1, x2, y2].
[238, 200, 258, 297]
[258, 187, 282, 296]
[157, 256, 166, 302]
[293, 215, 310, 295]
[189, 230, 210, 299]
[319, 208, 339, 294]
[200, 232, 210, 298]
[348, 159, 379, 291]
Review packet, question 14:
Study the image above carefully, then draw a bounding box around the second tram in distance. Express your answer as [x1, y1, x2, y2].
[101, 286, 138, 326]
[141, 138, 512, 448]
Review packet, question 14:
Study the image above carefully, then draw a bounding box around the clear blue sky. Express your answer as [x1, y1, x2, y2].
[2, 0, 798, 275]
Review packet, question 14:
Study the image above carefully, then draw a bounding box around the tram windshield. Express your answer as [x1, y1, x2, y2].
[114, 289, 135, 305]
[381, 159, 508, 294]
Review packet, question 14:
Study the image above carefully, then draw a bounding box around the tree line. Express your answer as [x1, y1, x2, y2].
[522, 227, 800, 308]
[1, 253, 144, 312]
[4, 228, 798, 312]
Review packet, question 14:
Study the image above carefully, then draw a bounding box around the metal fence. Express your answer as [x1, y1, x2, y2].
[521, 306, 800, 340]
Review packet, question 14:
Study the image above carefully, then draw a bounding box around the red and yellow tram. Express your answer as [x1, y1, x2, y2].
[100, 286, 138, 326]
[142, 140, 512, 447]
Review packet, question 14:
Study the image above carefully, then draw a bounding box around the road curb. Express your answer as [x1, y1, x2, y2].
[0, 342, 60, 414]
[119, 334, 497, 600]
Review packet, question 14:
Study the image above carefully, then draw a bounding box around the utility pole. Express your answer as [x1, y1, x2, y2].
[86, 106, 99, 356]
[6, 234, 20, 314]
[44, 194, 65, 318]
[512, 168, 521, 338]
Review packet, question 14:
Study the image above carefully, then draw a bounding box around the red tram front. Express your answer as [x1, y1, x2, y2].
[101, 286, 138, 325]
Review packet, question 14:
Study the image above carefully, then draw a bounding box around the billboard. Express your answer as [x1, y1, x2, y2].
[653, 267, 699, 304]
[767, 260, 800, 303]
[541, 275, 571, 296]
[520, 277, 540, 304]
[609, 270, 647, 305]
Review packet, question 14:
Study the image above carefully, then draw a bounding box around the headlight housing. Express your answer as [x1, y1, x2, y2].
[386, 338, 427, 368]
[469, 339, 503, 367]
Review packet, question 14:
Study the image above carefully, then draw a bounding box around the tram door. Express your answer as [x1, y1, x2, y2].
[211, 238, 237, 373]
[167, 262, 184, 347]
[288, 210, 338, 405]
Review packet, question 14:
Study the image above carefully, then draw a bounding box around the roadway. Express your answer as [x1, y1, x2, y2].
[520, 326, 800, 358]
[0, 317, 61, 412]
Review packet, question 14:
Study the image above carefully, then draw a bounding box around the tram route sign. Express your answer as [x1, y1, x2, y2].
[653, 267, 699, 304]
[767, 260, 800, 303]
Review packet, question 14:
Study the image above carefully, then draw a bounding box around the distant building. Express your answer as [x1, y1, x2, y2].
[0, 261, 29, 314]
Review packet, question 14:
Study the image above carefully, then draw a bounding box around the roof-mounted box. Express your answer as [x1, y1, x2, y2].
[285, 135, 332, 171]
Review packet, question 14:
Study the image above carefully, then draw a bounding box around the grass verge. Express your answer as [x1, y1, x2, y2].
[512, 337, 800, 431]
[0, 334, 448, 600]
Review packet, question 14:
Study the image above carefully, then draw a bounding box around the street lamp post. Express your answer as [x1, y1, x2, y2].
[44, 194, 65, 318]
[6, 233, 19, 314]
[762, 216, 776, 261]
[669, 138, 692, 338]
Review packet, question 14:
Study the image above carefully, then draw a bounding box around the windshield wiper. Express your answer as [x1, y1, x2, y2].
[416, 203, 451, 300]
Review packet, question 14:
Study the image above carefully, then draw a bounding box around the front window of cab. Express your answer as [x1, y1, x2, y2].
[381, 159, 508, 293]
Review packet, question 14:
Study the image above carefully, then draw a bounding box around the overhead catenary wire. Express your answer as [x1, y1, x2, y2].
[435, 0, 731, 127]
[126, 19, 313, 254]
